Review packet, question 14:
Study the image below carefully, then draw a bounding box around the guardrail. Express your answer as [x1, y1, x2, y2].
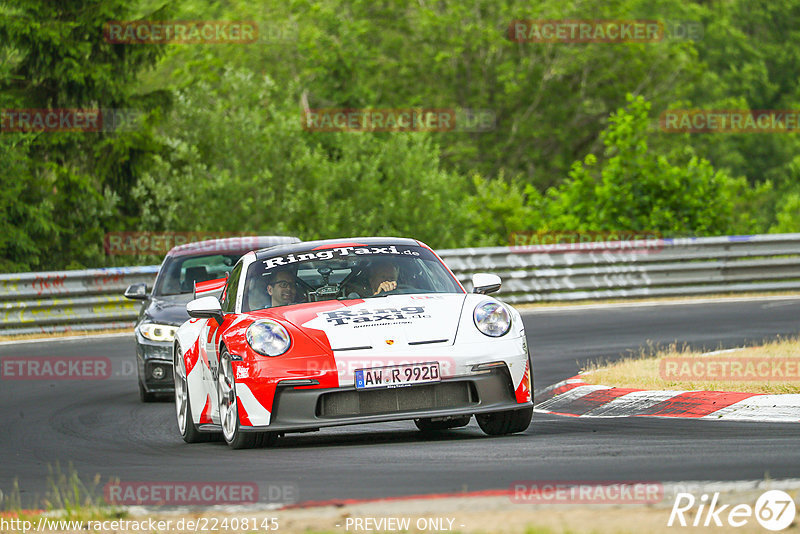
[2, 234, 799, 335]
[0, 266, 159, 336]
[439, 233, 800, 303]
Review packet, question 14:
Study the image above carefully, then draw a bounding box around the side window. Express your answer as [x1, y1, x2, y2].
[221, 263, 242, 313]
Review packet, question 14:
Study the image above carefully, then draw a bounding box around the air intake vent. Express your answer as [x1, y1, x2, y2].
[317, 382, 477, 417]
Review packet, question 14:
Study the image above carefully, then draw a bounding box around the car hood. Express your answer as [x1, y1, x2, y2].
[257, 294, 468, 351]
[144, 293, 194, 326]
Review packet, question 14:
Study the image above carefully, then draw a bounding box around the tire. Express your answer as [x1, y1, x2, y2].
[476, 406, 533, 436]
[218, 348, 278, 449]
[174, 344, 215, 443]
[476, 350, 533, 436]
[138, 379, 157, 403]
[414, 415, 471, 432]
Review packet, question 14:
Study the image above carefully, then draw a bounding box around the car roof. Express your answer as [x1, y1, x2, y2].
[254, 237, 422, 260]
[167, 235, 300, 257]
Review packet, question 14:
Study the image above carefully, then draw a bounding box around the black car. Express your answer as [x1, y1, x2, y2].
[124, 235, 300, 401]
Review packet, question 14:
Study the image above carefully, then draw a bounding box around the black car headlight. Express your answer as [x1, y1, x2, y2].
[138, 323, 178, 342]
[473, 301, 511, 337]
[246, 320, 291, 357]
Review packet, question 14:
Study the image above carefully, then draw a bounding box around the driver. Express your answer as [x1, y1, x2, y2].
[367, 259, 399, 296]
[267, 269, 298, 307]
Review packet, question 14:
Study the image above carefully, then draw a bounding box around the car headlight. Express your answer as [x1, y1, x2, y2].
[473, 301, 511, 337]
[139, 323, 178, 342]
[246, 320, 291, 357]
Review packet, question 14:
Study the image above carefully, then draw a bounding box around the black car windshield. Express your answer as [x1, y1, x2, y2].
[154, 254, 241, 296]
[243, 244, 463, 311]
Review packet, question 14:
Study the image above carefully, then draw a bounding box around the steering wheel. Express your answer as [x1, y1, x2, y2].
[374, 282, 421, 296]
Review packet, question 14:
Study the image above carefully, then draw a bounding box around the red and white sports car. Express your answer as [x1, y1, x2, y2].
[173, 237, 532, 448]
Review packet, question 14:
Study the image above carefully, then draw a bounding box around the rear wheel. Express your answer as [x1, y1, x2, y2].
[174, 344, 215, 443]
[414, 415, 471, 432]
[218, 348, 278, 449]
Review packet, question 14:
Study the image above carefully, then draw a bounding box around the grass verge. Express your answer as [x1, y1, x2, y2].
[2, 463, 125, 522]
[582, 338, 800, 394]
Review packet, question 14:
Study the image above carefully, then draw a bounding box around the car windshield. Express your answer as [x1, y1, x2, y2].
[154, 254, 241, 296]
[243, 244, 463, 311]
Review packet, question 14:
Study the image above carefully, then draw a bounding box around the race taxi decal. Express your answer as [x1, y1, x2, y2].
[322, 306, 429, 326]
[300, 295, 462, 354]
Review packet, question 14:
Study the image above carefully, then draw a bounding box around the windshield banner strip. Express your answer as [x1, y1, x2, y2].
[262, 246, 420, 269]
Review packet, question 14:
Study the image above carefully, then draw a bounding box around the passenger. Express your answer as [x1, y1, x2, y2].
[266, 269, 298, 307]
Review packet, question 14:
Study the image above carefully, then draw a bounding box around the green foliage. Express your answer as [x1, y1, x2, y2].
[4, 0, 800, 271]
[543, 95, 763, 235]
[0, 0, 169, 270]
[463, 174, 542, 247]
[771, 194, 800, 233]
[0, 136, 53, 271]
[134, 69, 473, 248]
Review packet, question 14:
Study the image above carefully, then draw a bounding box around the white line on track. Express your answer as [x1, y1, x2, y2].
[519, 294, 800, 314]
[0, 332, 133, 346]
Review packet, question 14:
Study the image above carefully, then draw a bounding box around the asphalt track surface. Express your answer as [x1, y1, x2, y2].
[2, 297, 800, 507]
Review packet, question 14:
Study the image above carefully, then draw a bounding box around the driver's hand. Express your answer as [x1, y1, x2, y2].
[374, 280, 397, 295]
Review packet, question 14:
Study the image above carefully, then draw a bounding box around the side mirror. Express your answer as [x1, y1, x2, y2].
[472, 273, 501, 295]
[124, 283, 148, 300]
[187, 296, 224, 326]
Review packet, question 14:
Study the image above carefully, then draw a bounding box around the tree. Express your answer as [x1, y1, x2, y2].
[0, 0, 169, 270]
[133, 69, 475, 249]
[542, 95, 763, 235]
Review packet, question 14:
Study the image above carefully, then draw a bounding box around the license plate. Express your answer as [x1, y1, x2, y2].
[355, 362, 440, 390]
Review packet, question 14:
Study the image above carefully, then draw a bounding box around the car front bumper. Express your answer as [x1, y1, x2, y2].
[237, 366, 530, 433]
[135, 335, 175, 394]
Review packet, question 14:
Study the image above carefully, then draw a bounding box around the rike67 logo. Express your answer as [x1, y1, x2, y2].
[668, 490, 796, 531]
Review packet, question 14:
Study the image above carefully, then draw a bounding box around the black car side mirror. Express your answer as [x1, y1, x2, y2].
[124, 283, 148, 300]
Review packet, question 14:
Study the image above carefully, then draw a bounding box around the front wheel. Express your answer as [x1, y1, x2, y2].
[477, 349, 534, 436]
[476, 406, 532, 436]
[218, 348, 278, 449]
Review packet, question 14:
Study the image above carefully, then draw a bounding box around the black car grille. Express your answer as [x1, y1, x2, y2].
[317, 381, 478, 418]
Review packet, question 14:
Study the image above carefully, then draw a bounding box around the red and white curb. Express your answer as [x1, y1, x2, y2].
[534, 376, 800, 422]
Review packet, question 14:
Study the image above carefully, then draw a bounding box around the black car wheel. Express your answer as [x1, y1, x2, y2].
[138, 379, 157, 403]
